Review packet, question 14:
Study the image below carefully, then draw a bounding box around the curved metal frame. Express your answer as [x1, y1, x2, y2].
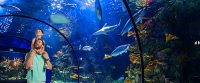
[122, 0, 145, 83]
[0, 14, 80, 82]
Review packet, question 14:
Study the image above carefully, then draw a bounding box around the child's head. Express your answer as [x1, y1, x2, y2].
[36, 28, 44, 36]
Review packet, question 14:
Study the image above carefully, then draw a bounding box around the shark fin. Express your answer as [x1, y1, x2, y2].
[103, 23, 107, 27]
[118, 19, 121, 26]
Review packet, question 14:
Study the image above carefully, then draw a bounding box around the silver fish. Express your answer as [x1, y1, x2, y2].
[110, 44, 130, 57]
[82, 46, 93, 51]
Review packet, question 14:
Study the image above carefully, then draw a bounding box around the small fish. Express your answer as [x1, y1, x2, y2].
[82, 46, 93, 51]
[127, 31, 135, 37]
[50, 14, 70, 24]
[165, 33, 179, 42]
[9, 48, 14, 52]
[80, 57, 83, 61]
[62, 3, 77, 7]
[46, 45, 53, 48]
[59, 71, 63, 73]
[79, 44, 82, 50]
[74, 66, 84, 70]
[95, 0, 102, 20]
[70, 73, 78, 79]
[80, 76, 90, 79]
[104, 54, 112, 59]
[72, 73, 78, 76]
[94, 71, 102, 74]
[93, 20, 121, 35]
[79, 67, 84, 69]
[110, 44, 130, 57]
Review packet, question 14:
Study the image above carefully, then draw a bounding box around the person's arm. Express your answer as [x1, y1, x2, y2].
[24, 50, 36, 69]
[31, 38, 35, 49]
[42, 52, 52, 70]
[43, 40, 45, 50]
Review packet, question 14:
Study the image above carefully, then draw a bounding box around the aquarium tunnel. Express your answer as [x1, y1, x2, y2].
[0, 0, 200, 83]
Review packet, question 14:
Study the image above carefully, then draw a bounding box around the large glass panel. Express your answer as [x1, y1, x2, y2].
[1, 0, 200, 83]
[127, 0, 200, 83]
[0, 0, 140, 82]
[0, 16, 78, 83]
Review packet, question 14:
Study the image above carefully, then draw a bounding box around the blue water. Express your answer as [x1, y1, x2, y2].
[0, 0, 170, 82]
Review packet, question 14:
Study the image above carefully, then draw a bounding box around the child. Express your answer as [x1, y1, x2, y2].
[32, 29, 44, 48]
[31, 28, 49, 68]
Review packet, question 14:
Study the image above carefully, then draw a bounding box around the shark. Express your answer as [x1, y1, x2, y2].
[93, 19, 121, 35]
[120, 8, 146, 36]
[110, 44, 130, 57]
[104, 44, 130, 59]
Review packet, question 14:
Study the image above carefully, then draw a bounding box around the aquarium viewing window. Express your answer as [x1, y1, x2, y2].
[0, 0, 200, 83]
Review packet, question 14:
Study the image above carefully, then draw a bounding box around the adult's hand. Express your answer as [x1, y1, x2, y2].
[35, 48, 44, 55]
[30, 49, 36, 56]
[42, 52, 52, 70]
[42, 52, 49, 60]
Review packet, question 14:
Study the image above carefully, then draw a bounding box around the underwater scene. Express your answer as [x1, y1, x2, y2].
[0, 0, 200, 83]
